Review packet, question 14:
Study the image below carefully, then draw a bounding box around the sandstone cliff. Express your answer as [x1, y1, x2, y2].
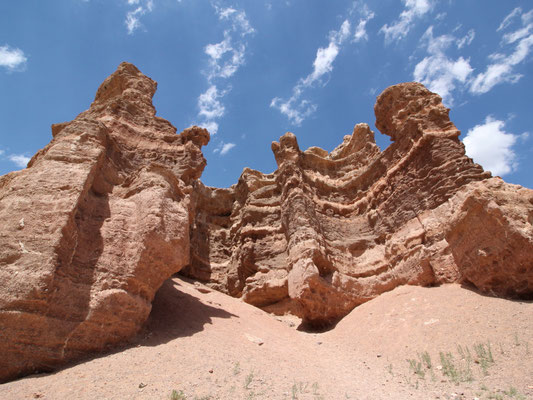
[0, 63, 208, 382]
[183, 82, 533, 326]
[0, 63, 531, 383]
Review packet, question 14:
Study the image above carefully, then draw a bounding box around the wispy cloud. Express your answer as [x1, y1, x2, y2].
[8, 154, 31, 168]
[213, 141, 236, 156]
[271, 3, 374, 126]
[1, 147, 32, 168]
[463, 116, 527, 176]
[0, 45, 27, 72]
[497, 7, 522, 32]
[353, 5, 375, 43]
[198, 85, 226, 120]
[470, 8, 533, 94]
[380, 0, 433, 43]
[196, 6, 254, 138]
[413, 27, 472, 105]
[125, 0, 154, 35]
[457, 29, 475, 49]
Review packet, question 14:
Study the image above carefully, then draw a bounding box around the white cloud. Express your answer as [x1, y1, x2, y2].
[270, 92, 318, 126]
[470, 8, 533, 94]
[215, 6, 255, 36]
[0, 45, 27, 72]
[8, 154, 30, 168]
[457, 29, 475, 49]
[198, 85, 226, 121]
[199, 121, 219, 136]
[125, 6, 145, 34]
[212, 142, 236, 156]
[463, 117, 524, 176]
[497, 7, 522, 32]
[205, 32, 246, 81]
[380, 0, 433, 43]
[271, 16, 357, 125]
[353, 8, 375, 43]
[196, 6, 254, 134]
[413, 27, 473, 105]
[124, 0, 154, 34]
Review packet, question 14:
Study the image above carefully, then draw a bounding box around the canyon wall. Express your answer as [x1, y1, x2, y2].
[0, 63, 531, 382]
[184, 82, 532, 327]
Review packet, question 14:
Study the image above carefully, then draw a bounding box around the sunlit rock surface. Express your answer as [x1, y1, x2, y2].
[1, 65, 531, 383]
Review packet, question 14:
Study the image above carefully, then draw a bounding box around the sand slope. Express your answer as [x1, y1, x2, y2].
[1, 277, 531, 399]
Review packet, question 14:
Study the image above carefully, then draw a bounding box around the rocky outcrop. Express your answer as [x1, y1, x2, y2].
[1, 65, 531, 382]
[183, 82, 533, 327]
[0, 63, 208, 382]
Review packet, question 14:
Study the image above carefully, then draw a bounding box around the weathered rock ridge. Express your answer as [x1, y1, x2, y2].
[0, 63, 532, 382]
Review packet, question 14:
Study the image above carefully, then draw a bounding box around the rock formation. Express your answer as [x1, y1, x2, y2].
[183, 82, 533, 326]
[0, 63, 208, 382]
[0, 63, 531, 382]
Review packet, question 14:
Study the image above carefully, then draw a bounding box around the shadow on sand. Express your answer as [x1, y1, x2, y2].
[139, 276, 238, 346]
[22, 276, 237, 382]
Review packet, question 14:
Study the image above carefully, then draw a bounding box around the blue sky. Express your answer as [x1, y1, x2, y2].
[1, 0, 532, 189]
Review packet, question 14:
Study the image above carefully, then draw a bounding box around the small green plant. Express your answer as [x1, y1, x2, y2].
[386, 363, 393, 376]
[170, 389, 186, 400]
[440, 351, 459, 383]
[291, 383, 298, 399]
[502, 386, 527, 399]
[407, 358, 425, 379]
[233, 361, 241, 376]
[473, 341, 494, 375]
[504, 387, 518, 396]
[244, 370, 254, 389]
[457, 344, 472, 362]
[514, 332, 520, 346]
[420, 351, 432, 370]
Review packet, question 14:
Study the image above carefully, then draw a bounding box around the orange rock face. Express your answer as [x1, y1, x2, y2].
[0, 65, 531, 382]
[0, 63, 208, 382]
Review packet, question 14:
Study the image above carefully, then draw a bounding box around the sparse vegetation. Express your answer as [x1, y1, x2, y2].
[405, 341, 500, 386]
[420, 351, 432, 370]
[473, 341, 494, 375]
[233, 361, 241, 376]
[288, 381, 324, 400]
[407, 357, 425, 379]
[244, 370, 254, 389]
[169, 391, 214, 400]
[170, 389, 186, 400]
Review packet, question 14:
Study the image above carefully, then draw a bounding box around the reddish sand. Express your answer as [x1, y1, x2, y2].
[1, 277, 531, 399]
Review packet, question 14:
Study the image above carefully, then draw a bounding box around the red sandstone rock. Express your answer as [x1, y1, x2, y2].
[1, 67, 532, 383]
[0, 63, 208, 382]
[184, 82, 532, 327]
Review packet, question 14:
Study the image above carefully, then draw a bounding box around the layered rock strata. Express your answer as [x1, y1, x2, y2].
[183, 82, 533, 326]
[1, 64, 532, 383]
[0, 63, 208, 382]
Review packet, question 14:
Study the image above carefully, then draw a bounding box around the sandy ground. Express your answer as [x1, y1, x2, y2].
[1, 277, 532, 400]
